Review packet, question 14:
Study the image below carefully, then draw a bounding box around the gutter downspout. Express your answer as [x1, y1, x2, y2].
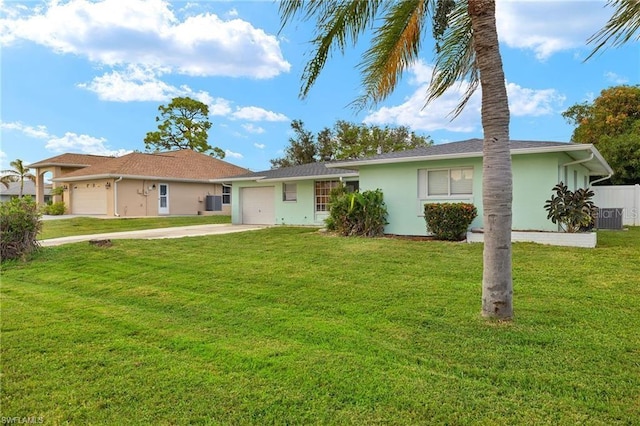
[114, 176, 123, 217]
[590, 174, 613, 186]
[561, 153, 594, 184]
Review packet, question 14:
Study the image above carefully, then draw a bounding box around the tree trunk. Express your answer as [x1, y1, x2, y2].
[469, 0, 513, 319]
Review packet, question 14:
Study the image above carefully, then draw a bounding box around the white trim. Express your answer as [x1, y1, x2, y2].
[222, 184, 231, 205]
[158, 183, 169, 215]
[55, 174, 228, 183]
[327, 143, 612, 175]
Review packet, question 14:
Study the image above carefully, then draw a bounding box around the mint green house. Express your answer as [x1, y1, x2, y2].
[223, 139, 612, 235]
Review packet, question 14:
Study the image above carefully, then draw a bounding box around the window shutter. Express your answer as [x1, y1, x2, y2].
[418, 170, 427, 198]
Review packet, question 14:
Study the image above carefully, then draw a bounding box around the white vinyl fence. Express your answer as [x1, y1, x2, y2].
[592, 184, 640, 226]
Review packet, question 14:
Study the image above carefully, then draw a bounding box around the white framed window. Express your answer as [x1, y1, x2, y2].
[283, 183, 297, 202]
[222, 184, 231, 205]
[315, 180, 340, 212]
[419, 167, 473, 197]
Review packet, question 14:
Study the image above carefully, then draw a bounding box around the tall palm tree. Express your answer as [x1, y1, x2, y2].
[1, 159, 36, 198]
[586, 0, 640, 60]
[280, 0, 513, 318]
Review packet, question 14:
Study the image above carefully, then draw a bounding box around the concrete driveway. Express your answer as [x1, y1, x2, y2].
[39, 224, 266, 247]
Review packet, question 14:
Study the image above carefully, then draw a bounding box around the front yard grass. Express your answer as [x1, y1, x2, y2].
[2, 227, 639, 424]
[39, 215, 231, 240]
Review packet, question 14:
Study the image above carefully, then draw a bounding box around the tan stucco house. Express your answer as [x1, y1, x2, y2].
[29, 150, 249, 217]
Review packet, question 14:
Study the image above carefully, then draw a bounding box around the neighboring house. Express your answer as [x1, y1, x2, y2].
[225, 139, 613, 234]
[29, 150, 249, 217]
[0, 181, 52, 203]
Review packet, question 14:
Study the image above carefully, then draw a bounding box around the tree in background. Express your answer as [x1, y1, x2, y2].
[1, 159, 36, 197]
[144, 97, 225, 159]
[280, 0, 514, 319]
[271, 120, 432, 168]
[562, 85, 640, 184]
[586, 0, 640, 60]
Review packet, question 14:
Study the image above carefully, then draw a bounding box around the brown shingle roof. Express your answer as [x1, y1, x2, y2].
[53, 150, 249, 182]
[28, 153, 113, 168]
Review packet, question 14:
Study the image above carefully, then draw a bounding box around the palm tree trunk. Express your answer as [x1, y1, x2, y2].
[469, 0, 513, 319]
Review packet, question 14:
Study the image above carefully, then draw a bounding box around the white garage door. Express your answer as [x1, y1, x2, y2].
[241, 187, 275, 225]
[71, 183, 107, 215]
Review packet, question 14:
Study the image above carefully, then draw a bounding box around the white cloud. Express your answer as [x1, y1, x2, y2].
[242, 124, 265, 134]
[46, 132, 131, 157]
[227, 8, 239, 18]
[78, 66, 181, 102]
[1, 0, 290, 78]
[507, 83, 566, 117]
[232, 106, 289, 122]
[1, 120, 129, 156]
[1, 121, 51, 139]
[224, 149, 243, 159]
[604, 72, 629, 84]
[496, 1, 610, 60]
[254, 143, 266, 149]
[364, 61, 566, 133]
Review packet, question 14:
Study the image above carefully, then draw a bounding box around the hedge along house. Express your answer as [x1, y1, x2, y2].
[217, 162, 359, 225]
[327, 139, 613, 236]
[29, 150, 249, 216]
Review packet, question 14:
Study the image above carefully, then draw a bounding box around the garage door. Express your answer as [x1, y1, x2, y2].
[241, 187, 275, 224]
[71, 183, 107, 215]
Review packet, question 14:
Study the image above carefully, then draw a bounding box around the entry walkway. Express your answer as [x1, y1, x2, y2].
[39, 224, 266, 247]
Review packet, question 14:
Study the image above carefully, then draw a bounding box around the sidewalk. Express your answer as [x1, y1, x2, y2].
[39, 224, 266, 247]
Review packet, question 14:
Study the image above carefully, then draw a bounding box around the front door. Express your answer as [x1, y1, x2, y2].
[158, 183, 169, 215]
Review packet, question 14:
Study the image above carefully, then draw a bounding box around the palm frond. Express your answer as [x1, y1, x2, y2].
[586, 0, 640, 60]
[353, 0, 431, 110]
[279, 0, 384, 99]
[427, 0, 477, 119]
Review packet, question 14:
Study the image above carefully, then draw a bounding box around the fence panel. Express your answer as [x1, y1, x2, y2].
[592, 184, 640, 226]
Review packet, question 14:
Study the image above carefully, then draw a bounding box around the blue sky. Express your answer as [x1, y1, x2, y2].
[1, 0, 637, 173]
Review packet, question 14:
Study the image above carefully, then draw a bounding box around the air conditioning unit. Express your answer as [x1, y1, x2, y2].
[596, 208, 623, 230]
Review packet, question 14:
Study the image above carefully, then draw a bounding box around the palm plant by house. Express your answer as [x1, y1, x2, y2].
[1, 159, 36, 197]
[280, 0, 514, 318]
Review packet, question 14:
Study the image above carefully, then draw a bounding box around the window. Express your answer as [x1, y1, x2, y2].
[283, 183, 297, 202]
[315, 180, 339, 212]
[222, 184, 231, 205]
[419, 167, 473, 197]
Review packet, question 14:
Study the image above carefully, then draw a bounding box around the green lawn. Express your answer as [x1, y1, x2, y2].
[2, 227, 639, 424]
[39, 215, 231, 240]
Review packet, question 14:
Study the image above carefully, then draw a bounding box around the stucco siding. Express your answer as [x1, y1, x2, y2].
[511, 154, 559, 231]
[359, 159, 483, 236]
[115, 180, 228, 217]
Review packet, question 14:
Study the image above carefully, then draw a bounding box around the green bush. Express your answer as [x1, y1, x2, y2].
[326, 186, 388, 237]
[424, 202, 478, 241]
[1, 196, 42, 261]
[42, 201, 66, 215]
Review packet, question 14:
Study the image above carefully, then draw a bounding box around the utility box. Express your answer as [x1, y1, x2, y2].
[205, 195, 222, 211]
[596, 208, 623, 230]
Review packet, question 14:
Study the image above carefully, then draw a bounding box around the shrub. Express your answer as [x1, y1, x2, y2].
[42, 201, 66, 215]
[544, 182, 596, 233]
[1, 196, 42, 261]
[424, 202, 477, 241]
[326, 186, 388, 237]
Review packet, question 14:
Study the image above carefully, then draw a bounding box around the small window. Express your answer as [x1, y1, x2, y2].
[222, 185, 231, 205]
[283, 183, 297, 202]
[422, 168, 473, 197]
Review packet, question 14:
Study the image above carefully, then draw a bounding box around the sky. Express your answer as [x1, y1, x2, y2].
[0, 0, 638, 173]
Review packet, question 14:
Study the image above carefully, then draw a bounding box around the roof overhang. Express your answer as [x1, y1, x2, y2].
[211, 172, 359, 183]
[328, 144, 613, 176]
[53, 174, 218, 183]
[28, 162, 92, 169]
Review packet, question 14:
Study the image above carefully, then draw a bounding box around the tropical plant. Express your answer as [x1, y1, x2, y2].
[586, 0, 640, 60]
[42, 201, 67, 216]
[280, 0, 513, 318]
[0, 196, 42, 262]
[144, 96, 225, 158]
[544, 182, 597, 233]
[1, 159, 36, 197]
[424, 203, 478, 241]
[325, 186, 388, 237]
